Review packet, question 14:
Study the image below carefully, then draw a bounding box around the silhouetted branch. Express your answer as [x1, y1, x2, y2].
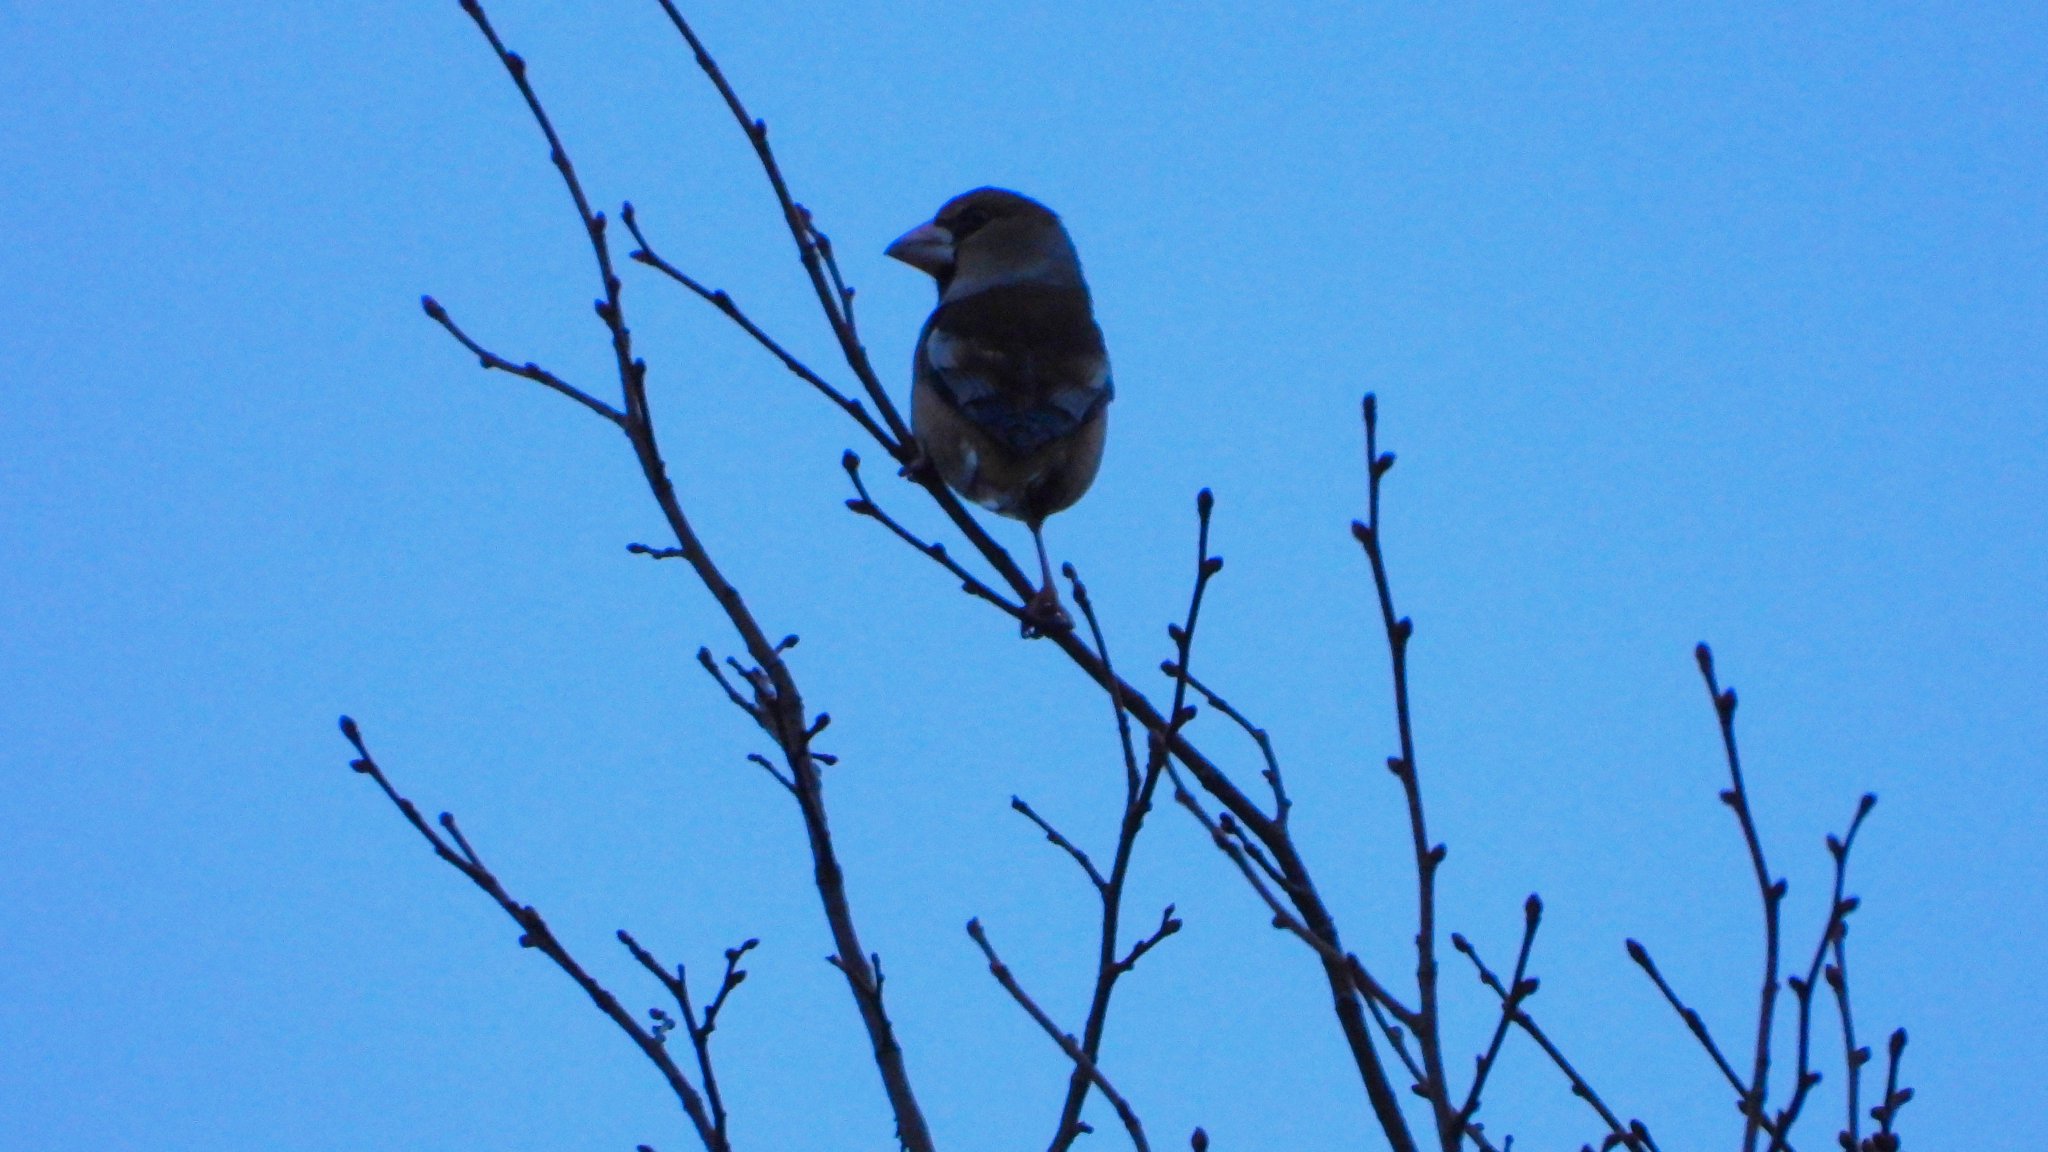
[1453, 896, 1543, 1144]
[1626, 938, 1752, 1107]
[646, 0, 912, 456]
[1628, 649, 1909, 1152]
[1163, 768, 1415, 1033]
[1830, 920, 1868, 1149]
[1010, 796, 1108, 892]
[1454, 933, 1657, 1152]
[339, 717, 727, 1151]
[420, 295, 625, 424]
[967, 919, 1152, 1152]
[1351, 393, 1456, 1150]
[420, 7, 935, 1149]
[1694, 643, 1787, 1152]
[1768, 794, 1878, 1150]
[1117, 905, 1182, 975]
[1067, 567, 1145, 798]
[1868, 1029, 1911, 1149]
[620, 931, 759, 1146]
[1046, 495, 1217, 1152]
[842, 450, 1027, 623]
[621, 203, 895, 448]
[1167, 664, 1288, 823]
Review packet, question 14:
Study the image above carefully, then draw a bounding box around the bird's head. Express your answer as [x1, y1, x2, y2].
[885, 187, 1084, 300]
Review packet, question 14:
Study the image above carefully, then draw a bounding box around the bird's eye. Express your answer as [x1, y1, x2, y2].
[949, 206, 993, 238]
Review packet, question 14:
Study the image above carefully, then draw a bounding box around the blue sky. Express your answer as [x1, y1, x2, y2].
[2, 2, 2042, 1149]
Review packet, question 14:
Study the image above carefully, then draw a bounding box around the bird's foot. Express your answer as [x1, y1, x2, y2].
[897, 447, 939, 484]
[1019, 584, 1074, 639]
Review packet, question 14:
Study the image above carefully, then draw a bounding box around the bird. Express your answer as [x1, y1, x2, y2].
[884, 187, 1112, 635]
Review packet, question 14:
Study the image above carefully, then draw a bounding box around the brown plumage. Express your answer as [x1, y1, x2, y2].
[887, 188, 1113, 634]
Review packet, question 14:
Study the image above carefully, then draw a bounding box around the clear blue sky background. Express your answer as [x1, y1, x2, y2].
[3, 2, 2042, 1149]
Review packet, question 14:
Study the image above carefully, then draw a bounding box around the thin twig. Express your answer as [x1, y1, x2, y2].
[1767, 794, 1877, 1151]
[1166, 663, 1288, 823]
[1626, 939, 1752, 1105]
[1166, 765, 1416, 1029]
[434, 8, 935, 1148]
[450, 0, 642, 423]
[647, 0, 912, 453]
[1011, 797, 1108, 892]
[1829, 923, 1867, 1149]
[621, 203, 896, 449]
[1869, 1028, 1911, 1147]
[340, 718, 727, 1152]
[1042, 498, 1216, 1152]
[968, 919, 1151, 1152]
[1353, 393, 1455, 1150]
[620, 932, 759, 1145]
[420, 296, 625, 424]
[1069, 567, 1144, 798]
[1626, 939, 1791, 1148]
[842, 451, 1027, 622]
[1116, 905, 1183, 975]
[1455, 933, 1658, 1152]
[1695, 643, 1786, 1152]
[1454, 896, 1543, 1142]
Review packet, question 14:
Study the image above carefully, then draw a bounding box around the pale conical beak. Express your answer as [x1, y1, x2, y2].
[884, 220, 955, 277]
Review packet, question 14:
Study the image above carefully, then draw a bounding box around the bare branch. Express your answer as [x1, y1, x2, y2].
[647, 0, 914, 454]
[842, 451, 1027, 622]
[420, 295, 625, 424]
[1166, 662, 1288, 823]
[1068, 566, 1144, 799]
[1454, 932, 1658, 1152]
[1454, 896, 1544, 1142]
[1768, 795, 1877, 1150]
[619, 932, 760, 1145]
[621, 202, 897, 450]
[1870, 1029, 1912, 1145]
[1115, 905, 1182, 976]
[1829, 919, 1869, 1149]
[1694, 643, 1787, 1152]
[340, 717, 726, 1151]
[431, 8, 936, 1148]
[1627, 938, 1752, 1105]
[1352, 393, 1455, 1150]
[1166, 766, 1416, 1030]
[1011, 796, 1108, 892]
[967, 919, 1151, 1152]
[1048, 490, 1243, 1152]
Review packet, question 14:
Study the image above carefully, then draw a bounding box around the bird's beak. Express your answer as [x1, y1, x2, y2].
[884, 220, 955, 276]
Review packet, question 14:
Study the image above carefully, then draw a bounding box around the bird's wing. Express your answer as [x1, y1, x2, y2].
[922, 287, 1112, 455]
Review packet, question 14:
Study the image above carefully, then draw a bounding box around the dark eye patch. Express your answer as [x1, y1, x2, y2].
[948, 205, 993, 239]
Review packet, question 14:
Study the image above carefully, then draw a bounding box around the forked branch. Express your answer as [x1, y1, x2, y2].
[339, 717, 729, 1152]
[411, 5, 935, 1148]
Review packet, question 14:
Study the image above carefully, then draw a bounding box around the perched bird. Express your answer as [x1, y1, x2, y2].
[884, 188, 1112, 634]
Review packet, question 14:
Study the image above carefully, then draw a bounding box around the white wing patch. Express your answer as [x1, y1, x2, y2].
[925, 327, 1001, 406]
